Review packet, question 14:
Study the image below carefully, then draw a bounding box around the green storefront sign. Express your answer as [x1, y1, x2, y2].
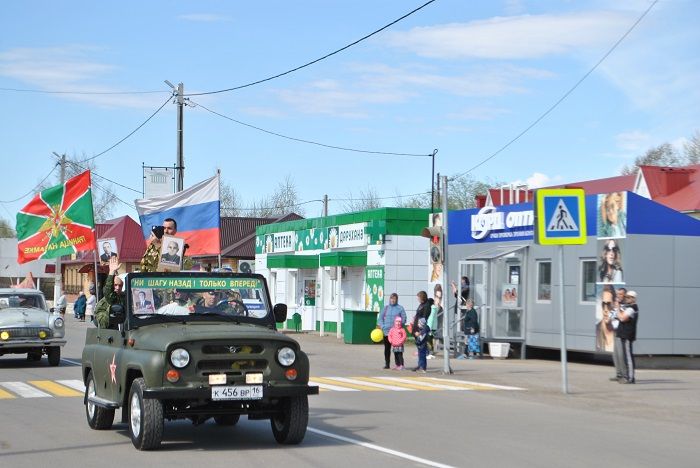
[364, 266, 385, 312]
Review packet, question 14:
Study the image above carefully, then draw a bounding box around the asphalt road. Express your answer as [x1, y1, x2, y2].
[1, 316, 698, 468]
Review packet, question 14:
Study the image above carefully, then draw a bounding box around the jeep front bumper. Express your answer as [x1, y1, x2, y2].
[143, 384, 319, 400]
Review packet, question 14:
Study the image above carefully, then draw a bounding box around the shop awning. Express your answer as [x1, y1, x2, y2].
[267, 254, 319, 269]
[465, 245, 528, 260]
[319, 251, 367, 267]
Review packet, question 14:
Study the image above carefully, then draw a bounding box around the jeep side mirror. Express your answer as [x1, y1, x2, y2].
[273, 303, 287, 323]
[109, 304, 126, 327]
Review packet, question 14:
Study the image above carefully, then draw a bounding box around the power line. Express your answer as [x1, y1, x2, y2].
[191, 100, 432, 157]
[0, 87, 169, 96]
[450, 0, 658, 181]
[185, 0, 438, 96]
[0, 164, 59, 204]
[84, 94, 173, 162]
[58, 158, 142, 195]
[91, 178, 136, 210]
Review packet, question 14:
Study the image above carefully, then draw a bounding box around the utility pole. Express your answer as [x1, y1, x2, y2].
[165, 80, 185, 192]
[54, 154, 66, 307]
[323, 194, 328, 217]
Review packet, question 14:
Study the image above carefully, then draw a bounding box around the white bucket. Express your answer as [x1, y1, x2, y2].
[488, 342, 510, 359]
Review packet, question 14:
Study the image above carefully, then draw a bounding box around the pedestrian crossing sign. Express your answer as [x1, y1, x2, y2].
[535, 188, 587, 245]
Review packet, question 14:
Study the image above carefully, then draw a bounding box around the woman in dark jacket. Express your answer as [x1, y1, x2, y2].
[411, 291, 431, 336]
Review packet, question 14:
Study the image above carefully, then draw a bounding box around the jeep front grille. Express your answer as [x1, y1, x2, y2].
[197, 359, 267, 373]
[0, 327, 52, 339]
[201, 344, 264, 354]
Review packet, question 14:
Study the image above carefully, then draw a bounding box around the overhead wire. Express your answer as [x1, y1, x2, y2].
[185, 0, 438, 96]
[0, 87, 169, 95]
[84, 94, 173, 162]
[449, 0, 658, 181]
[191, 100, 432, 157]
[0, 164, 59, 204]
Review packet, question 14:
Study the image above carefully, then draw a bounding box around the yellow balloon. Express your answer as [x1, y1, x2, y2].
[370, 328, 384, 343]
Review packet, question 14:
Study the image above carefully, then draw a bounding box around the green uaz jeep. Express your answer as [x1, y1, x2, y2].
[81, 272, 318, 450]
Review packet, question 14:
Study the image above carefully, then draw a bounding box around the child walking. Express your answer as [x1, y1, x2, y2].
[413, 318, 430, 373]
[387, 316, 407, 370]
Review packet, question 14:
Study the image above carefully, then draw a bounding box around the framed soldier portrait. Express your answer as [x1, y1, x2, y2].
[157, 235, 185, 272]
[98, 237, 118, 265]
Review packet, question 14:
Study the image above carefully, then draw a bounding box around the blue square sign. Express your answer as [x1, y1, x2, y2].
[535, 189, 587, 245]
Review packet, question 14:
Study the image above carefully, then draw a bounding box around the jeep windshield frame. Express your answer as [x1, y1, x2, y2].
[124, 272, 275, 329]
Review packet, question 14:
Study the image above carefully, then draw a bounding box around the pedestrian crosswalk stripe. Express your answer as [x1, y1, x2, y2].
[326, 376, 414, 391]
[377, 377, 467, 391]
[417, 376, 525, 391]
[56, 379, 86, 393]
[0, 382, 51, 398]
[352, 376, 440, 391]
[0, 376, 524, 399]
[311, 377, 383, 392]
[28, 380, 83, 397]
[309, 380, 358, 392]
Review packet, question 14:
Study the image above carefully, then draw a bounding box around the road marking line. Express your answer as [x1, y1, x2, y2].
[56, 379, 86, 393]
[308, 427, 455, 468]
[327, 376, 414, 391]
[0, 382, 51, 398]
[28, 380, 83, 397]
[311, 377, 383, 392]
[0, 387, 16, 399]
[60, 358, 82, 366]
[377, 377, 467, 391]
[309, 380, 359, 392]
[355, 376, 441, 391]
[418, 376, 525, 391]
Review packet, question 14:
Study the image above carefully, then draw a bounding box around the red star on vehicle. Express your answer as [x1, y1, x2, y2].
[109, 354, 117, 384]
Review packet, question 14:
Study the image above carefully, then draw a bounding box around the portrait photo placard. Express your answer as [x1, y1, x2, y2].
[157, 235, 185, 272]
[97, 237, 118, 264]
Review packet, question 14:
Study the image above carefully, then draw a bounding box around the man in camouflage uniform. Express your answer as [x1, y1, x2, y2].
[95, 257, 126, 328]
[140, 217, 193, 272]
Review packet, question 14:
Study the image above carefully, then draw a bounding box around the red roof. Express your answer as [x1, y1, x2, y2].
[640, 164, 700, 212]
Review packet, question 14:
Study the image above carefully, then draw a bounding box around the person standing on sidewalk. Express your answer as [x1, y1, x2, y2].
[412, 318, 430, 373]
[73, 291, 87, 320]
[608, 286, 625, 381]
[387, 316, 407, 370]
[56, 290, 67, 318]
[617, 291, 639, 384]
[376, 293, 407, 369]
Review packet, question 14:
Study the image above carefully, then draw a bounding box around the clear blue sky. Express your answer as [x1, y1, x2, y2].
[1, 0, 698, 222]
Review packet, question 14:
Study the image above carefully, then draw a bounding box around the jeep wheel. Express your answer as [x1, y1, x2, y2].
[85, 371, 114, 430]
[214, 414, 240, 426]
[47, 347, 60, 366]
[128, 377, 163, 450]
[270, 395, 308, 444]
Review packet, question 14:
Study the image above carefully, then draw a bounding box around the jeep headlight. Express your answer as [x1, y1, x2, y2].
[277, 347, 296, 367]
[170, 348, 190, 368]
[53, 317, 64, 328]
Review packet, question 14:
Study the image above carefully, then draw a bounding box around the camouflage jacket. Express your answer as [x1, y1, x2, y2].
[95, 274, 125, 328]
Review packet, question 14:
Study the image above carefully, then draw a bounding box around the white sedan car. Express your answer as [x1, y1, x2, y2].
[0, 288, 66, 365]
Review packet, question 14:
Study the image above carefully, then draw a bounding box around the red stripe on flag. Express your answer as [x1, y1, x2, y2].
[62, 171, 91, 211]
[178, 228, 220, 256]
[21, 195, 53, 219]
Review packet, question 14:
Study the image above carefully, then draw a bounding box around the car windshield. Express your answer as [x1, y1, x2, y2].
[128, 274, 271, 325]
[0, 293, 46, 311]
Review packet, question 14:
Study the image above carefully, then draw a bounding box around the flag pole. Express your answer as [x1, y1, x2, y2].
[93, 250, 100, 302]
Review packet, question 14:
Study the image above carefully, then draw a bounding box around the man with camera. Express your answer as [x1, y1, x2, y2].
[141, 218, 182, 271]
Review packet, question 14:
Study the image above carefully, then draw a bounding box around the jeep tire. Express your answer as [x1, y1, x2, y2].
[128, 377, 164, 450]
[85, 371, 115, 430]
[47, 346, 60, 366]
[270, 395, 308, 444]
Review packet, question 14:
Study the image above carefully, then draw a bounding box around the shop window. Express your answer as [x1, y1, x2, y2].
[537, 261, 551, 302]
[580, 260, 596, 303]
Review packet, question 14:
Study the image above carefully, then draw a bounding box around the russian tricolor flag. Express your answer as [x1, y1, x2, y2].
[135, 175, 220, 256]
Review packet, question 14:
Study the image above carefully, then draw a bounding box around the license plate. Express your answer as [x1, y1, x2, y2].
[211, 385, 263, 401]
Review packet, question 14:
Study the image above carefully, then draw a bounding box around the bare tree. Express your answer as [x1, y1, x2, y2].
[342, 185, 381, 212]
[448, 174, 502, 210]
[44, 153, 117, 223]
[621, 143, 682, 175]
[270, 175, 305, 216]
[0, 218, 15, 238]
[220, 179, 242, 217]
[684, 130, 700, 164]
